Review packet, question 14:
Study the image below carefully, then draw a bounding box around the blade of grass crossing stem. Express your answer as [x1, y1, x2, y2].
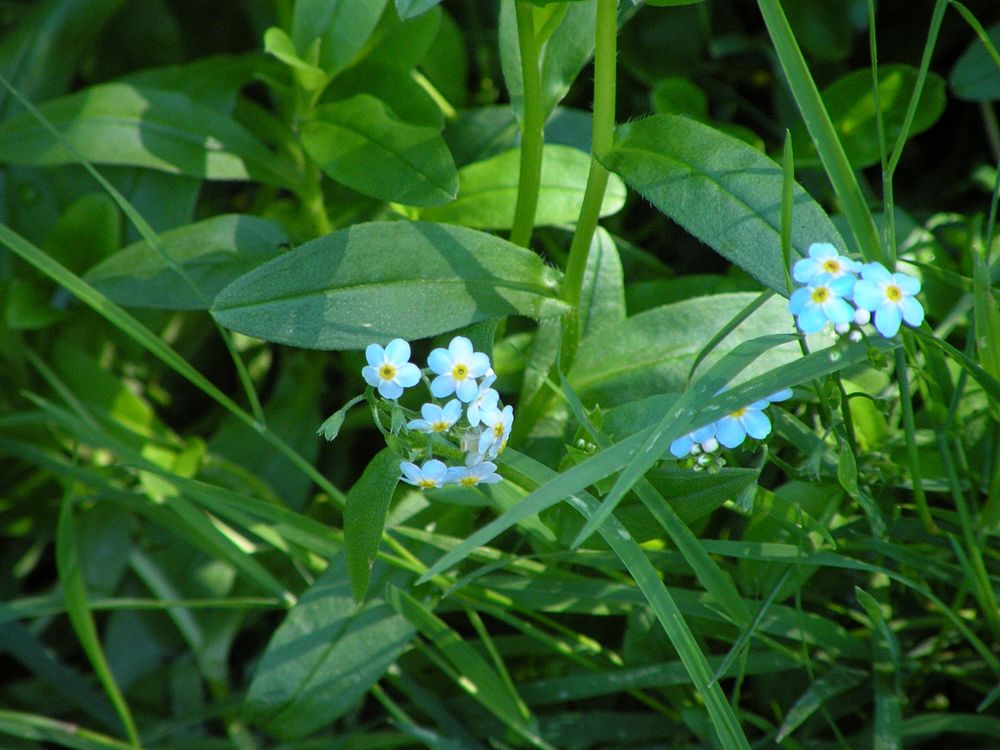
[420, 337, 899, 584]
[781, 132, 795, 294]
[572, 334, 795, 549]
[710, 568, 792, 686]
[855, 587, 903, 750]
[560, 371, 752, 627]
[56, 499, 141, 747]
[0, 710, 142, 750]
[686, 291, 776, 384]
[887, 1, 948, 176]
[0, 223, 345, 507]
[503, 450, 752, 750]
[386, 587, 540, 744]
[757, 0, 881, 264]
[951, 2, 1000, 76]
[894, 344, 935, 532]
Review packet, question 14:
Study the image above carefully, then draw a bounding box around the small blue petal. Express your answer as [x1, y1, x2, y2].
[670, 435, 693, 458]
[396, 363, 421, 387]
[824, 297, 854, 325]
[427, 349, 451, 375]
[430, 375, 456, 398]
[768, 388, 793, 403]
[862, 262, 891, 283]
[378, 381, 403, 400]
[384, 338, 410, 364]
[853, 280, 882, 311]
[742, 409, 771, 440]
[793, 258, 820, 283]
[809, 242, 838, 260]
[894, 272, 921, 295]
[901, 295, 924, 327]
[691, 424, 716, 442]
[829, 274, 856, 297]
[789, 287, 810, 314]
[716, 417, 746, 449]
[874, 303, 902, 337]
[797, 305, 828, 333]
[455, 378, 479, 403]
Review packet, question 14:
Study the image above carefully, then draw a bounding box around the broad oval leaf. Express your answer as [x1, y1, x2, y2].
[301, 95, 458, 207]
[211, 221, 568, 350]
[950, 21, 1000, 101]
[244, 554, 415, 740]
[85, 214, 288, 310]
[0, 83, 301, 189]
[793, 64, 947, 169]
[419, 144, 625, 229]
[599, 114, 845, 294]
[569, 293, 797, 406]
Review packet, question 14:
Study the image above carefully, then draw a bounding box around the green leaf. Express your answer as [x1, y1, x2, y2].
[578, 227, 626, 338]
[395, 0, 443, 20]
[973, 251, 1000, 413]
[950, 19, 1000, 101]
[244, 555, 415, 740]
[84, 214, 289, 310]
[776, 666, 867, 742]
[757, 0, 881, 263]
[387, 587, 532, 733]
[292, 0, 387, 80]
[0, 0, 124, 120]
[325, 61, 443, 127]
[211, 221, 567, 350]
[367, 5, 442, 71]
[301, 94, 458, 207]
[0, 83, 301, 189]
[600, 114, 845, 294]
[793, 65, 947, 169]
[420, 144, 625, 229]
[570, 293, 797, 406]
[651, 77, 708, 118]
[44, 193, 120, 276]
[345, 449, 401, 602]
[263, 27, 328, 92]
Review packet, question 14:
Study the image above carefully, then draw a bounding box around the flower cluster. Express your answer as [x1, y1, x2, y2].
[362, 336, 513, 489]
[670, 388, 792, 470]
[788, 243, 924, 338]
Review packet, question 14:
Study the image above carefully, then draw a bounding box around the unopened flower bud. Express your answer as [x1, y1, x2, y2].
[854, 308, 871, 325]
[701, 437, 719, 453]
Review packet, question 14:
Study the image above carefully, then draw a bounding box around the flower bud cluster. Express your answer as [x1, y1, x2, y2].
[361, 336, 513, 489]
[788, 243, 924, 338]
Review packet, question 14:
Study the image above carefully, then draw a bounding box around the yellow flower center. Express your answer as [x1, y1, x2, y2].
[431, 420, 450, 432]
[822, 259, 841, 274]
[493, 422, 505, 438]
[810, 286, 830, 304]
[730, 407, 747, 418]
[417, 478, 437, 489]
[885, 284, 902, 302]
[452, 363, 469, 380]
[459, 475, 479, 487]
[378, 363, 397, 380]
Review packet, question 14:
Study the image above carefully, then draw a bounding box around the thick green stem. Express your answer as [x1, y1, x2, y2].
[509, 1, 544, 248]
[301, 160, 332, 236]
[560, 0, 617, 364]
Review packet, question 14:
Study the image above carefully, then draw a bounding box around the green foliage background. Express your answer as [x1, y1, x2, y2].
[1, 1, 1000, 749]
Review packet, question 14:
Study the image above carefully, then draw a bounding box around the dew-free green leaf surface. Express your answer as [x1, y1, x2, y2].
[420, 144, 625, 228]
[211, 221, 567, 350]
[0, 83, 300, 188]
[244, 555, 415, 740]
[793, 65, 946, 169]
[950, 20, 1000, 101]
[345, 449, 401, 601]
[85, 214, 289, 310]
[292, 0, 387, 80]
[301, 94, 457, 207]
[600, 114, 845, 294]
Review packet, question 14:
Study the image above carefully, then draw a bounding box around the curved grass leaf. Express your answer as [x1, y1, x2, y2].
[244, 555, 415, 740]
[0, 83, 301, 189]
[599, 114, 845, 293]
[211, 221, 568, 350]
[419, 144, 625, 229]
[301, 94, 458, 207]
[85, 214, 289, 310]
[345, 449, 401, 602]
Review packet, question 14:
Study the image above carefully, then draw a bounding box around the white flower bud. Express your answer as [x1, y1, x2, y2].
[700, 437, 719, 453]
[834, 322, 850, 335]
[854, 308, 871, 325]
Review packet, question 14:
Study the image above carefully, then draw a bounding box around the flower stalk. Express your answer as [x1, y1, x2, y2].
[509, 1, 545, 248]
